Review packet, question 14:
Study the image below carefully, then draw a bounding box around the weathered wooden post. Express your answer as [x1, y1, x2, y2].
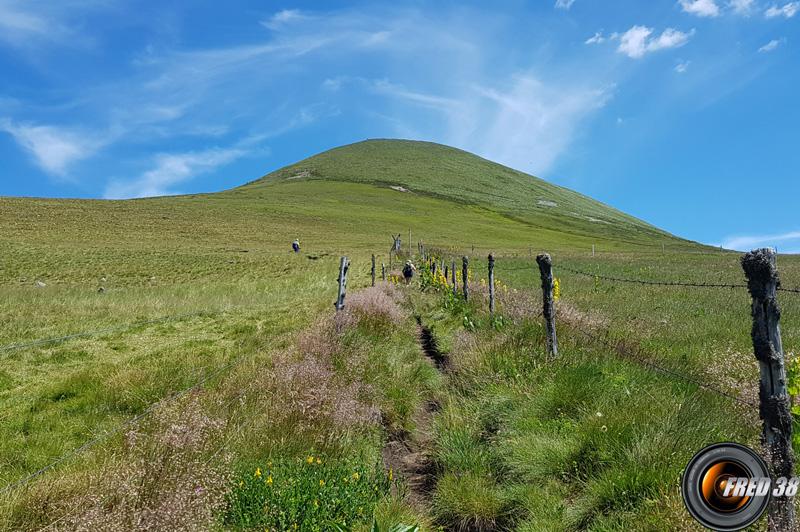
[488, 254, 495, 316]
[536, 253, 558, 357]
[452, 260, 457, 295]
[371, 254, 376, 287]
[444, 265, 449, 282]
[335, 256, 350, 311]
[462, 256, 469, 301]
[742, 248, 794, 531]
[382, 262, 386, 281]
[592, 244, 595, 257]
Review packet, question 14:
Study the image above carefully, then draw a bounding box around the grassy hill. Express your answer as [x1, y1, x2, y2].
[1, 139, 796, 530]
[235, 139, 691, 249]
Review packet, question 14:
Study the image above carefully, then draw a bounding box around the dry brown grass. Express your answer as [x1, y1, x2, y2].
[58, 396, 230, 531]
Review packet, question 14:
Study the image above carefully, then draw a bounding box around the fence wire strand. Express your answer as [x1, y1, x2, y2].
[557, 265, 748, 289]
[0, 350, 251, 496]
[0, 311, 221, 355]
[565, 322, 757, 408]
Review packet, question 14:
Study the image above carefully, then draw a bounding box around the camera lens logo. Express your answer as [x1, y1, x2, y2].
[682, 443, 771, 531]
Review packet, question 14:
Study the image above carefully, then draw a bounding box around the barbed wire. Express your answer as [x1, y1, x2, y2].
[0, 350, 251, 496]
[557, 265, 748, 289]
[0, 310, 224, 355]
[565, 322, 757, 408]
[778, 286, 800, 295]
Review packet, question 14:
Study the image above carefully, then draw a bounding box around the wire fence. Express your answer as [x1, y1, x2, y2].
[1, 245, 795, 499]
[0, 310, 222, 355]
[0, 347, 253, 496]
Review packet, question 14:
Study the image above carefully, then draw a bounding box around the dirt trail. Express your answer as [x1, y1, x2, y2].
[381, 316, 448, 514]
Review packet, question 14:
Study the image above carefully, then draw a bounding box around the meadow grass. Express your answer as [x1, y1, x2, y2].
[1, 140, 798, 529]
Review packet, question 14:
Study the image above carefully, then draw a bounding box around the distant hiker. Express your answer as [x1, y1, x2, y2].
[292, 239, 300, 253]
[402, 260, 416, 284]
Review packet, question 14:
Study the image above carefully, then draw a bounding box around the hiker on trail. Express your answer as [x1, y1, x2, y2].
[402, 260, 416, 284]
[292, 239, 300, 253]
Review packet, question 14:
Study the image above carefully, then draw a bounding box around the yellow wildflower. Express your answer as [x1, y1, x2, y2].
[306, 455, 314, 464]
[254, 467, 261, 478]
[266, 475, 273, 485]
[352, 472, 360, 481]
[553, 277, 561, 301]
[319, 479, 326, 487]
[316, 457, 322, 465]
[314, 499, 319, 508]
[388, 468, 393, 481]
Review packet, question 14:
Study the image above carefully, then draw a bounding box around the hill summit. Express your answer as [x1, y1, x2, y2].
[236, 139, 680, 246]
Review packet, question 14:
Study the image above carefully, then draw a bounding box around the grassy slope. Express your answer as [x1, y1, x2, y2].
[236, 139, 699, 249]
[1, 139, 798, 529]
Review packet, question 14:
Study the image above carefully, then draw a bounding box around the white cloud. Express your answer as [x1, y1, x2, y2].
[370, 79, 460, 110]
[729, 0, 756, 15]
[555, 0, 576, 9]
[617, 26, 694, 58]
[675, 60, 691, 72]
[104, 146, 248, 199]
[0, 119, 103, 177]
[461, 77, 612, 174]
[758, 37, 785, 51]
[261, 9, 309, 30]
[679, 0, 721, 16]
[721, 230, 800, 252]
[585, 31, 605, 44]
[765, 2, 800, 17]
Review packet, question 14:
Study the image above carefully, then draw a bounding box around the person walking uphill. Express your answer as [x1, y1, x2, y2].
[292, 239, 300, 253]
[402, 260, 416, 284]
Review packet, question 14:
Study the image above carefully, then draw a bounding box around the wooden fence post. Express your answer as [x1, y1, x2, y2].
[462, 256, 469, 301]
[488, 254, 495, 316]
[371, 254, 376, 287]
[742, 248, 794, 531]
[452, 260, 457, 295]
[335, 256, 350, 311]
[382, 262, 386, 281]
[536, 253, 558, 357]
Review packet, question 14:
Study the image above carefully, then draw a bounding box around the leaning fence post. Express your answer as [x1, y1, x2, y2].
[335, 256, 350, 311]
[536, 253, 558, 357]
[488, 254, 496, 316]
[371, 254, 376, 287]
[462, 256, 469, 301]
[452, 260, 457, 295]
[382, 262, 386, 281]
[742, 248, 794, 531]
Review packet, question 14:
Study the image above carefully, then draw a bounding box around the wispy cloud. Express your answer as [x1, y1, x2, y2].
[463, 76, 612, 174]
[0, 119, 105, 177]
[555, 0, 577, 9]
[617, 26, 694, 58]
[104, 146, 249, 199]
[729, 0, 756, 15]
[585, 31, 606, 44]
[260, 9, 309, 30]
[680, 0, 721, 17]
[765, 2, 799, 17]
[369, 79, 460, 110]
[722, 230, 800, 252]
[758, 37, 786, 51]
[675, 60, 691, 72]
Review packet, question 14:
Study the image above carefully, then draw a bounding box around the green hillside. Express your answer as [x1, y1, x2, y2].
[235, 139, 689, 248]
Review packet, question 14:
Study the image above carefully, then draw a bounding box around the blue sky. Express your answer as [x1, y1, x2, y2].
[1, 0, 798, 251]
